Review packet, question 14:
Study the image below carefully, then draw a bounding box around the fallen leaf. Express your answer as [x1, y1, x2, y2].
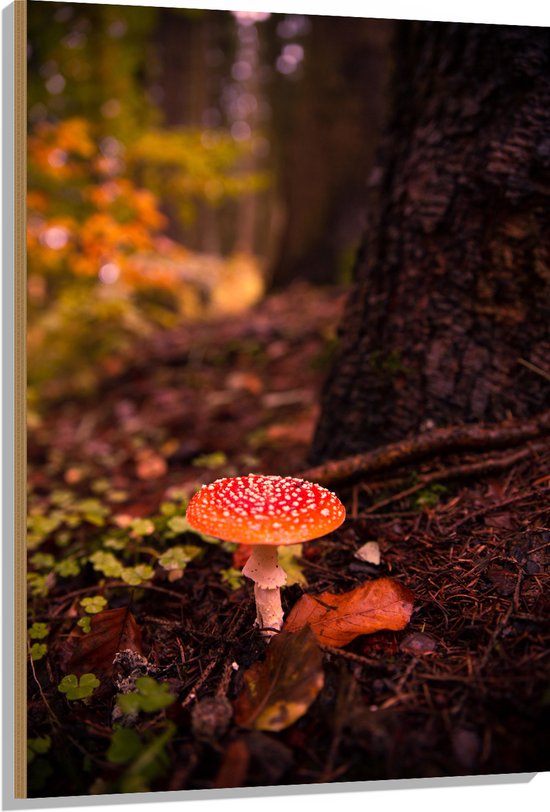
[214, 738, 250, 789]
[284, 577, 414, 647]
[278, 544, 307, 586]
[233, 626, 324, 731]
[60, 607, 143, 676]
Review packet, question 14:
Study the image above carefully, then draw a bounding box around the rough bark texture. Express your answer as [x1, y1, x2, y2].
[311, 22, 550, 463]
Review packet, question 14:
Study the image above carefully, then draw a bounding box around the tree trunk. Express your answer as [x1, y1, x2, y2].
[268, 16, 393, 287]
[311, 22, 550, 464]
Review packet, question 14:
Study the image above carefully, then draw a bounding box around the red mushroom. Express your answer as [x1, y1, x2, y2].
[185, 474, 346, 638]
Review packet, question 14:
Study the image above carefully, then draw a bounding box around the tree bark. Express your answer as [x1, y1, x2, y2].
[311, 22, 550, 464]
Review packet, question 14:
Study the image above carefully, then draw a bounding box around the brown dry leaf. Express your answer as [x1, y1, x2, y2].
[233, 626, 324, 732]
[214, 738, 250, 789]
[61, 607, 143, 676]
[285, 577, 414, 647]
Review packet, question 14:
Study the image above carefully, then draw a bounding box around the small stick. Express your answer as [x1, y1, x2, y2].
[299, 410, 550, 485]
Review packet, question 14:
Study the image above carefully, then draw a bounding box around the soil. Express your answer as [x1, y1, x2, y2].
[27, 282, 550, 796]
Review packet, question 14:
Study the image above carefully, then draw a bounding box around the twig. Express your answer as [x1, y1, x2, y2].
[28, 643, 61, 728]
[321, 645, 387, 668]
[517, 357, 550, 383]
[180, 658, 220, 708]
[362, 441, 548, 514]
[299, 409, 550, 485]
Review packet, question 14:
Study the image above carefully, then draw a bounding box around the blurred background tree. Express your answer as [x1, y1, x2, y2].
[27, 2, 392, 402]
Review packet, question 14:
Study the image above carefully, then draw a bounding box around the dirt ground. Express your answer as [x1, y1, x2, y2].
[27, 283, 550, 796]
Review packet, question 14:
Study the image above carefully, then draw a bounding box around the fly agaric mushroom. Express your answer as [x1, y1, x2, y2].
[185, 474, 346, 638]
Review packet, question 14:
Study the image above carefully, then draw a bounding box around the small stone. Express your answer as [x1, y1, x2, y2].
[354, 541, 381, 566]
[399, 632, 437, 655]
[191, 696, 233, 742]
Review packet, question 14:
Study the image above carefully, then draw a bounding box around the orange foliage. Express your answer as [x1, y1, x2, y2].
[27, 117, 180, 294]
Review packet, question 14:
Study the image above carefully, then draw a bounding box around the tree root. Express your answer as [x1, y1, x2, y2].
[299, 409, 550, 486]
[361, 440, 548, 514]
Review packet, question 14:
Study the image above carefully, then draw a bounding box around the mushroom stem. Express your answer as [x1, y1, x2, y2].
[254, 585, 284, 638]
[242, 544, 287, 638]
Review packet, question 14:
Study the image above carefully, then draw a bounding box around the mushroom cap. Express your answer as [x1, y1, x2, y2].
[185, 474, 346, 546]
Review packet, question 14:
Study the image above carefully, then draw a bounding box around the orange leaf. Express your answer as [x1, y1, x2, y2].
[233, 626, 324, 731]
[284, 577, 414, 647]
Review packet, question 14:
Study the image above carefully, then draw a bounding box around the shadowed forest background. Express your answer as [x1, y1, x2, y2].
[26, 1, 549, 798]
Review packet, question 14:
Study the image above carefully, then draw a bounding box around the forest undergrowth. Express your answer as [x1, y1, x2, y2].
[27, 283, 550, 796]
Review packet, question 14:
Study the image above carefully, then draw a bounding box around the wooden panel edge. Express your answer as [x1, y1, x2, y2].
[14, 0, 28, 800]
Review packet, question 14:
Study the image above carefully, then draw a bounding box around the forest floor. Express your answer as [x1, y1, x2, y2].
[27, 282, 550, 797]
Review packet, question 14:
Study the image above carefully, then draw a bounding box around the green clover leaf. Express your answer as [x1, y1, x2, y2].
[28, 622, 49, 640]
[80, 595, 107, 614]
[77, 616, 92, 633]
[30, 643, 48, 661]
[120, 564, 154, 586]
[117, 676, 175, 715]
[158, 545, 201, 571]
[89, 550, 123, 578]
[27, 735, 52, 763]
[58, 673, 100, 701]
[106, 726, 143, 764]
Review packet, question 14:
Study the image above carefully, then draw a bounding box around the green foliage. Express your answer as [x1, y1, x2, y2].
[30, 643, 48, 661]
[27, 572, 49, 598]
[77, 616, 92, 634]
[76, 499, 110, 526]
[120, 564, 155, 586]
[413, 484, 448, 510]
[58, 673, 100, 701]
[220, 567, 245, 590]
[106, 726, 143, 764]
[27, 513, 63, 550]
[278, 544, 307, 587]
[30, 552, 56, 570]
[55, 558, 81, 577]
[108, 722, 176, 793]
[28, 622, 49, 640]
[158, 545, 201, 571]
[117, 676, 176, 715]
[27, 735, 52, 764]
[89, 550, 123, 578]
[192, 451, 228, 469]
[80, 595, 108, 614]
[129, 518, 155, 537]
[130, 129, 270, 226]
[166, 515, 190, 534]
